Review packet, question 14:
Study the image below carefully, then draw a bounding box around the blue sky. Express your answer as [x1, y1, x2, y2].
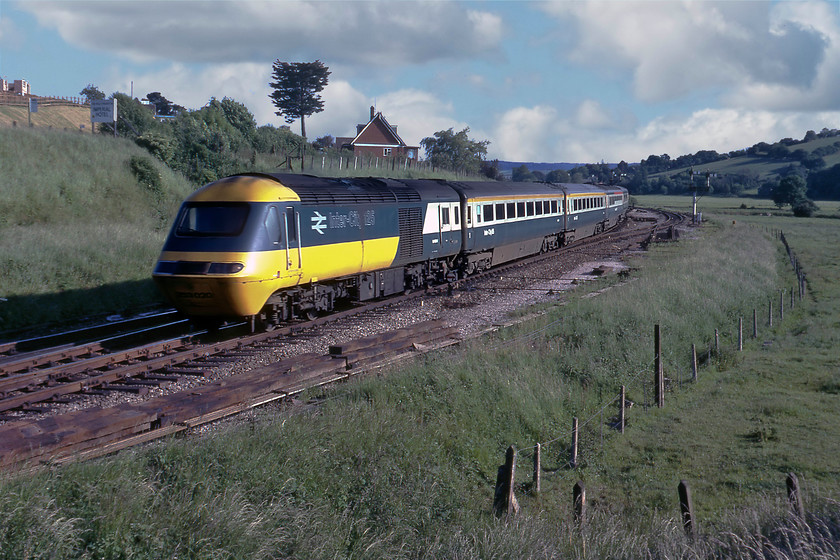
[2, 0, 840, 163]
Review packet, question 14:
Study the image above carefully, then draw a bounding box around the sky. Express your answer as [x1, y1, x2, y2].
[2, 0, 840, 164]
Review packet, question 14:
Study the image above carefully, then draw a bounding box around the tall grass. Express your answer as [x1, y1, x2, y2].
[0, 127, 194, 332]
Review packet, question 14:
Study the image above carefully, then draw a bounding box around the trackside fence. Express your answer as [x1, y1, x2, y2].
[492, 229, 810, 531]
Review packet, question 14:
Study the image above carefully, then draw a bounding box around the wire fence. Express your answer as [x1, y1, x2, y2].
[493, 227, 808, 518]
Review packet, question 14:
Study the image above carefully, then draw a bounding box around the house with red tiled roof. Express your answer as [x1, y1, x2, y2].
[336, 107, 419, 161]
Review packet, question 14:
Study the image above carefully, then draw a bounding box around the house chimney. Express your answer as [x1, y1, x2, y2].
[370, 106, 375, 120]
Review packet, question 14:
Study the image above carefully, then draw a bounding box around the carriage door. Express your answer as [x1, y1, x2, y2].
[284, 207, 302, 272]
[439, 202, 460, 251]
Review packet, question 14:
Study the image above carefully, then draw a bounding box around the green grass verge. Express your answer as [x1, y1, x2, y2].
[0, 127, 194, 333]
[1, 208, 837, 558]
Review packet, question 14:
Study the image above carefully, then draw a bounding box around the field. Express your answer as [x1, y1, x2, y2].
[636, 193, 840, 219]
[0, 193, 838, 558]
[0, 103, 93, 132]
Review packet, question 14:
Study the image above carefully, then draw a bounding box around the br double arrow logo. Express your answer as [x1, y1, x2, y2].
[311, 211, 326, 235]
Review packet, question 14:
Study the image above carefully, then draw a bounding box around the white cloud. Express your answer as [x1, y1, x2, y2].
[490, 102, 840, 163]
[543, 1, 837, 109]
[575, 100, 613, 130]
[21, 1, 504, 67]
[0, 13, 25, 48]
[102, 62, 272, 113]
[492, 105, 561, 162]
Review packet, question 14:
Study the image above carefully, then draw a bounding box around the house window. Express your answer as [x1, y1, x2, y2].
[383, 148, 392, 156]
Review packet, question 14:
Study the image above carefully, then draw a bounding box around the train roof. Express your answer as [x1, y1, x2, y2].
[248, 174, 461, 205]
[442, 181, 624, 200]
[188, 174, 625, 206]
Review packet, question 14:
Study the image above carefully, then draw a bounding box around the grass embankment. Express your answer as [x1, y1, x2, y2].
[0, 127, 194, 333]
[1, 209, 837, 558]
[0, 104, 93, 132]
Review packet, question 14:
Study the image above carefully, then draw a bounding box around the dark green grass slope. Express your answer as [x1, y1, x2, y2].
[0, 127, 195, 333]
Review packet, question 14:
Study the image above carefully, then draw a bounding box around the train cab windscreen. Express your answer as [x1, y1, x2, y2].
[175, 202, 251, 237]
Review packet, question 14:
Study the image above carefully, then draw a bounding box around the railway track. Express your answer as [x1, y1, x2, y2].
[0, 208, 686, 472]
[0, 309, 187, 357]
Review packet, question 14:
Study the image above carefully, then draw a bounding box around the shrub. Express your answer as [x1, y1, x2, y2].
[792, 198, 819, 217]
[128, 155, 163, 196]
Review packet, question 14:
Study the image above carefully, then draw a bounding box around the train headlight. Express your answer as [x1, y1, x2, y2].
[208, 262, 244, 274]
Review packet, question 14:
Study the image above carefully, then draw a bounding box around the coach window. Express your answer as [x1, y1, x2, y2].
[483, 203, 494, 222]
[516, 202, 525, 218]
[441, 207, 450, 226]
[507, 202, 515, 218]
[527, 201, 535, 216]
[495, 203, 506, 220]
[535, 201, 543, 216]
[264, 206, 282, 245]
[454, 206, 460, 225]
[551, 200, 558, 214]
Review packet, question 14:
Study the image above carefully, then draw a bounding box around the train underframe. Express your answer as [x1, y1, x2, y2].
[249, 219, 616, 330]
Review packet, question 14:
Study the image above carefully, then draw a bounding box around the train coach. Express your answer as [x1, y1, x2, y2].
[153, 173, 628, 329]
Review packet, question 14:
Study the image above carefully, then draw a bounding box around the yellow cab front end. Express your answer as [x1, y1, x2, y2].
[153, 175, 303, 318]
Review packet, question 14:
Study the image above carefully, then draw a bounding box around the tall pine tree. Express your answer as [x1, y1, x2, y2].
[268, 60, 330, 139]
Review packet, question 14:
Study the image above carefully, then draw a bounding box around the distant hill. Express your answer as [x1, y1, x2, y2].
[497, 161, 595, 173]
[495, 160, 610, 179]
[650, 135, 840, 181]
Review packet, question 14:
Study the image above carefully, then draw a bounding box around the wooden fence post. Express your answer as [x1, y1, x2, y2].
[619, 385, 626, 433]
[691, 344, 698, 381]
[738, 317, 743, 351]
[786, 472, 805, 519]
[573, 481, 586, 527]
[790, 287, 795, 310]
[678, 480, 696, 538]
[533, 443, 541, 494]
[714, 329, 719, 355]
[780, 290, 784, 321]
[570, 417, 579, 468]
[655, 324, 664, 408]
[493, 446, 519, 516]
[769, 300, 773, 328]
[753, 308, 758, 338]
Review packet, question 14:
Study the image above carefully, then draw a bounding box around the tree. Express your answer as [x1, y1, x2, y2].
[545, 169, 570, 183]
[312, 135, 335, 151]
[105, 93, 157, 137]
[420, 127, 489, 175]
[80, 84, 105, 103]
[145, 92, 184, 116]
[792, 199, 819, 217]
[210, 97, 256, 140]
[479, 159, 502, 180]
[512, 164, 536, 182]
[772, 175, 808, 209]
[268, 60, 330, 139]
